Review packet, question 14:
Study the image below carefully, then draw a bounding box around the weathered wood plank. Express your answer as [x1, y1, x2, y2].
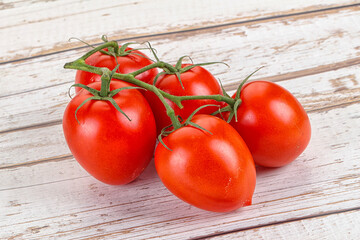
[1, 7, 360, 98]
[205, 209, 360, 239]
[1, 0, 358, 62]
[0, 64, 359, 168]
[1, 102, 359, 239]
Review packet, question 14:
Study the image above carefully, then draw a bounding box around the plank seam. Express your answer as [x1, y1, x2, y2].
[0, 119, 62, 135]
[225, 57, 360, 90]
[0, 153, 73, 171]
[0, 174, 88, 193]
[0, 80, 73, 99]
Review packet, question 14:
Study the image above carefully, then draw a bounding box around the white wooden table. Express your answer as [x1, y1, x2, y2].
[1, 1, 360, 239]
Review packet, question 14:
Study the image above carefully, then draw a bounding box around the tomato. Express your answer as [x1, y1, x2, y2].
[75, 47, 157, 92]
[155, 114, 256, 212]
[63, 81, 157, 185]
[228, 81, 311, 167]
[145, 64, 224, 133]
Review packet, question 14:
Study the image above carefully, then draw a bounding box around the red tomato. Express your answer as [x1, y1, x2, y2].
[155, 114, 256, 212]
[145, 64, 224, 133]
[75, 47, 158, 92]
[228, 81, 311, 167]
[63, 81, 157, 185]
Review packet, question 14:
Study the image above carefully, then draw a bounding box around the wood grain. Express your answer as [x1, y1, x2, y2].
[1, 1, 360, 239]
[0, 0, 359, 62]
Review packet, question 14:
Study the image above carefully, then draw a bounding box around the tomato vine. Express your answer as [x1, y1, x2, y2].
[64, 40, 239, 132]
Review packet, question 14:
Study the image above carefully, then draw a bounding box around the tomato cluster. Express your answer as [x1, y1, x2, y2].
[63, 41, 311, 212]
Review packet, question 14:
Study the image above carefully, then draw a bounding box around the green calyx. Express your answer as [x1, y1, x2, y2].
[158, 104, 220, 151]
[212, 67, 264, 123]
[100, 35, 154, 59]
[70, 35, 154, 60]
[146, 43, 229, 90]
[152, 54, 230, 90]
[71, 65, 143, 124]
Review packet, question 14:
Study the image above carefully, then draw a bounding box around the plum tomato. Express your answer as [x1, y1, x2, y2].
[63, 81, 157, 185]
[155, 114, 256, 212]
[228, 81, 311, 167]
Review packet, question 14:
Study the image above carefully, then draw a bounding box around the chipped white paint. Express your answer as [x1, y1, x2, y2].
[1, 1, 360, 239]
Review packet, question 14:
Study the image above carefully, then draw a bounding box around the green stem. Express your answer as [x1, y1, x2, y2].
[80, 41, 119, 61]
[99, 68, 112, 97]
[65, 59, 235, 129]
[152, 89, 182, 129]
[100, 75, 109, 97]
[130, 62, 160, 77]
[129, 61, 177, 77]
[66, 59, 236, 108]
[171, 94, 235, 107]
[120, 74, 182, 129]
[65, 60, 184, 108]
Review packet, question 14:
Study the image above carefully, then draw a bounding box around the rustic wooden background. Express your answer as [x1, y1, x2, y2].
[1, 0, 360, 239]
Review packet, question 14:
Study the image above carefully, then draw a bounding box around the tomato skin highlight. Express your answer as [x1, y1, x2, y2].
[145, 64, 224, 133]
[155, 115, 256, 212]
[63, 81, 157, 185]
[75, 47, 158, 92]
[229, 81, 311, 167]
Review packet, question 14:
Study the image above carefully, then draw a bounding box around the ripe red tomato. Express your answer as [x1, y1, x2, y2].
[145, 64, 224, 133]
[155, 114, 256, 212]
[228, 81, 311, 167]
[63, 81, 157, 185]
[75, 47, 157, 92]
